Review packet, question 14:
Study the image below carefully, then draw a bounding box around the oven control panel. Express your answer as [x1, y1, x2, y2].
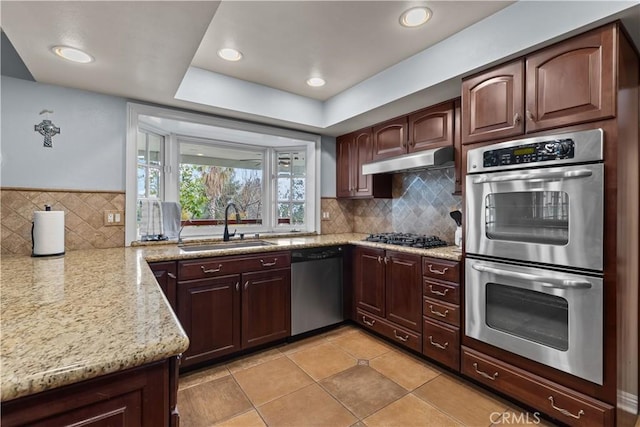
[483, 139, 575, 167]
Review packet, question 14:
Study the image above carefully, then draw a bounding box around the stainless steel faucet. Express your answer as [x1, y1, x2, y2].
[177, 217, 192, 245]
[223, 203, 241, 242]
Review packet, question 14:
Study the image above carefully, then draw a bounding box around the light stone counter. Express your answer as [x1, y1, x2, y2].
[0, 247, 189, 402]
[1, 233, 460, 402]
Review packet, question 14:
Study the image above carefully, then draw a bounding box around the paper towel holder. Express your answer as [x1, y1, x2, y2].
[32, 204, 66, 257]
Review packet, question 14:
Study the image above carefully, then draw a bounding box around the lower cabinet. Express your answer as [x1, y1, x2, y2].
[354, 247, 422, 350]
[148, 261, 177, 310]
[177, 252, 291, 368]
[461, 347, 614, 427]
[1, 359, 178, 427]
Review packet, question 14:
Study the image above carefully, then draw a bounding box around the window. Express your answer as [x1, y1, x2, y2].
[125, 103, 320, 244]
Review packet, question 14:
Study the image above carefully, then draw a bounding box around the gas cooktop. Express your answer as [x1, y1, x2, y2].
[364, 233, 448, 249]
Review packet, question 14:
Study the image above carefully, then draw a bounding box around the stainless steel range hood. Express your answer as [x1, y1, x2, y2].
[362, 146, 454, 175]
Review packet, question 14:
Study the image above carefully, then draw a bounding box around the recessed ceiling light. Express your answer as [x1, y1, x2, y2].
[400, 7, 432, 28]
[52, 46, 94, 63]
[197, 153, 204, 156]
[217, 48, 243, 62]
[306, 77, 326, 87]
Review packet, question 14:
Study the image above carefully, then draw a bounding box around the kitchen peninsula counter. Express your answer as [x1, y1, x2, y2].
[1, 233, 460, 403]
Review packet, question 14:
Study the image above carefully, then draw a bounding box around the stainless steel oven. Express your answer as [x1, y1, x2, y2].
[465, 258, 603, 384]
[465, 129, 605, 385]
[466, 129, 604, 271]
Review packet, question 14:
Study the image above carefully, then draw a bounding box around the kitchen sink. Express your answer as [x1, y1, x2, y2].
[179, 240, 276, 252]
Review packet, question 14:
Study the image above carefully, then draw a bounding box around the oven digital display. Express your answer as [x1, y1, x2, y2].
[513, 147, 535, 156]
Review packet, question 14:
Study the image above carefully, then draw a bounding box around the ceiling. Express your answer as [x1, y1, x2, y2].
[2, 1, 639, 137]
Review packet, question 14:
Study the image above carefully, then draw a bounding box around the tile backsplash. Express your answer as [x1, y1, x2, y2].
[321, 167, 462, 244]
[1, 189, 125, 256]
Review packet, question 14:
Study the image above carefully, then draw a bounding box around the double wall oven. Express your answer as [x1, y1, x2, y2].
[465, 129, 605, 385]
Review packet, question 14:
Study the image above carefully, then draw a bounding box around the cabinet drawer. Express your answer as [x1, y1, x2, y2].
[179, 252, 291, 281]
[461, 347, 614, 427]
[423, 279, 459, 305]
[422, 317, 459, 371]
[422, 258, 459, 283]
[357, 309, 421, 352]
[423, 297, 459, 327]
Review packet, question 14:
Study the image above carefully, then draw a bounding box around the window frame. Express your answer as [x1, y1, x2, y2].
[125, 102, 321, 245]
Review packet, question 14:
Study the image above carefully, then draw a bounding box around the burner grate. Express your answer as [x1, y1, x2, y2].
[364, 233, 448, 249]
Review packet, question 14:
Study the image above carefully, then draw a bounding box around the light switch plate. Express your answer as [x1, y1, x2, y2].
[104, 210, 124, 226]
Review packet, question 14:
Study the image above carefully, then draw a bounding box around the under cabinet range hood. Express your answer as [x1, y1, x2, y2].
[361, 146, 454, 175]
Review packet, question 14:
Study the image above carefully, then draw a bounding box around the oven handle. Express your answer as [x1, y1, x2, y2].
[471, 264, 592, 289]
[471, 169, 592, 184]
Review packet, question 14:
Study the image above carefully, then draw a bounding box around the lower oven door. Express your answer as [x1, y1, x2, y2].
[465, 163, 603, 271]
[465, 258, 603, 384]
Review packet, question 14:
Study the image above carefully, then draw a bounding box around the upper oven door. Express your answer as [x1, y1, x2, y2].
[466, 163, 604, 271]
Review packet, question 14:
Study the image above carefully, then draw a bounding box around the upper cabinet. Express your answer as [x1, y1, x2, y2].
[337, 129, 392, 199]
[461, 60, 525, 144]
[372, 117, 408, 160]
[372, 102, 455, 161]
[462, 23, 616, 144]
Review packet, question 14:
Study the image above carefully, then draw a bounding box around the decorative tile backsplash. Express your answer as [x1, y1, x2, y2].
[1, 189, 125, 256]
[321, 167, 462, 244]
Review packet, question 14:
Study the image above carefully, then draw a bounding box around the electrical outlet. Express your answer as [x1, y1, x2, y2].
[104, 210, 125, 226]
[321, 211, 330, 220]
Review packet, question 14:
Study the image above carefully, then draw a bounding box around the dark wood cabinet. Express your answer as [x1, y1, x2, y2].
[525, 24, 615, 132]
[462, 23, 617, 144]
[461, 59, 525, 144]
[385, 250, 422, 332]
[1, 360, 175, 427]
[336, 129, 391, 199]
[178, 274, 241, 365]
[408, 101, 454, 153]
[354, 247, 422, 350]
[149, 261, 177, 310]
[242, 268, 291, 349]
[372, 117, 408, 160]
[354, 246, 386, 317]
[177, 252, 291, 368]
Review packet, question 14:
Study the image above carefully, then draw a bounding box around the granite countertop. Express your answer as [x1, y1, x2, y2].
[0, 248, 190, 402]
[140, 233, 463, 262]
[0, 233, 460, 402]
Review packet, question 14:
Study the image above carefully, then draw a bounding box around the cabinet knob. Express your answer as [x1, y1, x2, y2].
[244, 281, 250, 290]
[167, 272, 176, 279]
[513, 112, 522, 125]
[236, 282, 240, 292]
[526, 110, 536, 122]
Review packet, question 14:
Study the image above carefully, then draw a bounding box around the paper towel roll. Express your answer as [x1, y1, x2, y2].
[32, 211, 65, 256]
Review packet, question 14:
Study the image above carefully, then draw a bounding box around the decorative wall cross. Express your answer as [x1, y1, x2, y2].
[34, 110, 60, 148]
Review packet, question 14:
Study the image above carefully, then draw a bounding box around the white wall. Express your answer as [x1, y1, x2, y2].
[320, 135, 336, 197]
[1, 76, 127, 191]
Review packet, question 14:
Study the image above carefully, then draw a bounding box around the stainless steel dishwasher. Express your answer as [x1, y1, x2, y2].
[291, 246, 344, 336]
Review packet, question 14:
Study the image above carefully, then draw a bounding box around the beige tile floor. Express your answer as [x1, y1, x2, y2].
[178, 325, 559, 427]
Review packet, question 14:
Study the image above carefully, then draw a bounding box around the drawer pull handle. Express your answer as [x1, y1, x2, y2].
[429, 305, 449, 318]
[260, 259, 278, 267]
[548, 396, 584, 420]
[473, 363, 498, 381]
[384, 256, 388, 264]
[428, 265, 448, 275]
[428, 336, 448, 350]
[429, 285, 449, 296]
[393, 330, 409, 342]
[167, 272, 177, 279]
[362, 316, 376, 327]
[526, 110, 536, 122]
[377, 256, 383, 264]
[201, 264, 223, 274]
[244, 281, 250, 290]
[235, 282, 240, 292]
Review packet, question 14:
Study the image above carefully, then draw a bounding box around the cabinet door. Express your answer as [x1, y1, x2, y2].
[149, 261, 177, 310]
[453, 98, 462, 194]
[462, 60, 525, 144]
[336, 133, 353, 198]
[385, 251, 422, 332]
[242, 268, 291, 349]
[372, 117, 408, 160]
[354, 247, 386, 317]
[178, 274, 241, 367]
[525, 23, 615, 132]
[352, 129, 374, 197]
[408, 101, 454, 153]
